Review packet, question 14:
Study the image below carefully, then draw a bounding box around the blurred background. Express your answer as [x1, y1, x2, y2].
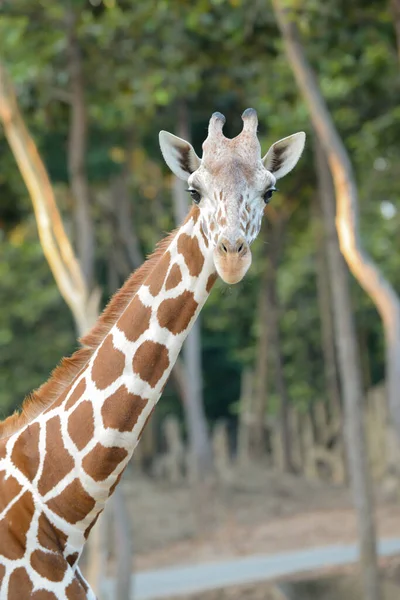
[1, 1, 400, 599]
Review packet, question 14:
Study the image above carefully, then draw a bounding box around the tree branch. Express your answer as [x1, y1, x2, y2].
[0, 61, 97, 334]
[271, 0, 400, 438]
[66, 7, 95, 289]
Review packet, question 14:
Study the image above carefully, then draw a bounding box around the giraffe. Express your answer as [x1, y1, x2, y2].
[0, 108, 305, 599]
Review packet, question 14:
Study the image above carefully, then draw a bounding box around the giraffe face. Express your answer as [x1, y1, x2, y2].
[186, 151, 272, 284]
[160, 109, 305, 284]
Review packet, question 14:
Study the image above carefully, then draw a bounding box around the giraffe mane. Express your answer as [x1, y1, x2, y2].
[0, 210, 198, 440]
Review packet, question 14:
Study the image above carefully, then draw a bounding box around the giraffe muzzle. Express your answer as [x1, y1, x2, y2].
[214, 237, 252, 284]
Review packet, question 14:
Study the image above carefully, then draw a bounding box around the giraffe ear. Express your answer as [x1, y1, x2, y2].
[262, 132, 306, 179]
[159, 131, 201, 181]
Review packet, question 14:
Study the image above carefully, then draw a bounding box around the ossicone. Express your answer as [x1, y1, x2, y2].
[241, 108, 258, 134]
[207, 112, 226, 138]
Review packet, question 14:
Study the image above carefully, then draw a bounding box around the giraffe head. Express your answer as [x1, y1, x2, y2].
[160, 108, 305, 284]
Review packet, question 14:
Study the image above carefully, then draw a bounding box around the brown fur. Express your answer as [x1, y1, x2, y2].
[0, 208, 198, 440]
[177, 234, 204, 277]
[0, 490, 34, 560]
[132, 341, 170, 388]
[8, 567, 33, 598]
[157, 291, 198, 334]
[46, 478, 96, 524]
[30, 549, 67, 582]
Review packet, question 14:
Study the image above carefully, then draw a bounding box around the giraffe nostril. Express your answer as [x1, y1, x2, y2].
[219, 239, 247, 256]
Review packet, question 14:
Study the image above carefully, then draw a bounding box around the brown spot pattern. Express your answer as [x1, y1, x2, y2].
[177, 234, 204, 277]
[191, 206, 200, 223]
[0, 440, 6, 461]
[46, 478, 95, 524]
[148, 251, 171, 297]
[117, 294, 152, 342]
[68, 401, 94, 451]
[8, 567, 33, 599]
[37, 513, 67, 554]
[206, 272, 218, 293]
[65, 379, 86, 411]
[157, 291, 198, 335]
[0, 563, 4, 586]
[200, 225, 209, 248]
[101, 385, 147, 432]
[0, 490, 34, 560]
[11, 422, 40, 482]
[31, 591, 58, 599]
[91, 335, 125, 390]
[38, 416, 74, 496]
[165, 264, 182, 291]
[31, 549, 66, 582]
[66, 552, 79, 568]
[0, 473, 22, 513]
[66, 579, 88, 599]
[82, 443, 128, 481]
[132, 341, 170, 388]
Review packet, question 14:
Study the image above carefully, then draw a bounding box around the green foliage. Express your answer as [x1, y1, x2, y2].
[0, 220, 75, 416]
[0, 0, 399, 425]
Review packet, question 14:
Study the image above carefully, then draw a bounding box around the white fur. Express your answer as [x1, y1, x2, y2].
[159, 131, 201, 180]
[263, 132, 306, 179]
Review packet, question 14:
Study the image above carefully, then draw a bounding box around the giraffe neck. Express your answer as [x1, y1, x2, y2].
[0, 207, 216, 588]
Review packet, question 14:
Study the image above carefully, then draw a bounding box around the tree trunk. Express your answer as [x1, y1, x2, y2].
[390, 0, 400, 62]
[313, 196, 342, 417]
[65, 11, 134, 595]
[265, 218, 293, 473]
[0, 61, 99, 335]
[271, 6, 391, 596]
[237, 368, 255, 467]
[314, 134, 380, 599]
[251, 264, 269, 458]
[66, 12, 109, 595]
[113, 485, 133, 600]
[66, 7, 95, 290]
[172, 102, 213, 480]
[272, 0, 400, 448]
[113, 172, 143, 271]
[85, 518, 107, 599]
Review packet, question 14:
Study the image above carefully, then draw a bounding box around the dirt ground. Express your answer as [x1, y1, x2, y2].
[120, 465, 400, 572]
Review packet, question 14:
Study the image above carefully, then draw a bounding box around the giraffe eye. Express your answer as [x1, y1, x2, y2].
[187, 189, 201, 204]
[264, 186, 277, 204]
